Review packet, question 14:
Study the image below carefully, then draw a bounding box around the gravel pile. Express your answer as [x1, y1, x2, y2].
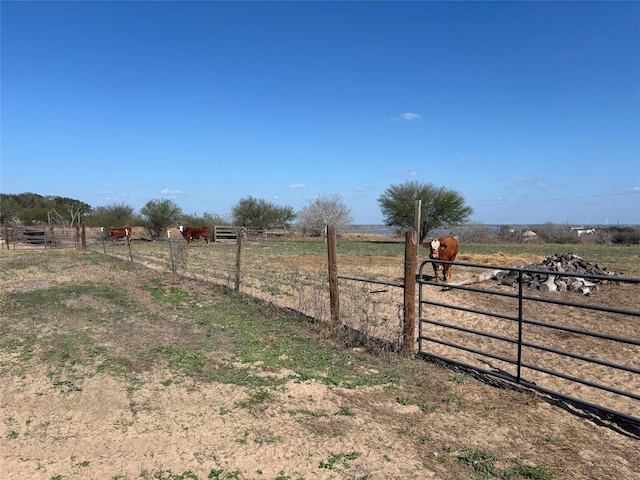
[494, 253, 619, 294]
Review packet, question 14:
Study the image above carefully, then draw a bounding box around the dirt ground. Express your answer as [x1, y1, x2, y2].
[240, 247, 640, 422]
[1, 248, 639, 480]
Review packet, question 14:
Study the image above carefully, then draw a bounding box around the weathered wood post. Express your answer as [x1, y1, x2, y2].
[327, 224, 340, 329]
[414, 199, 422, 243]
[73, 225, 79, 249]
[235, 227, 243, 293]
[167, 229, 176, 275]
[100, 227, 106, 254]
[403, 229, 418, 357]
[2, 219, 8, 250]
[126, 227, 133, 262]
[81, 224, 86, 251]
[46, 225, 53, 249]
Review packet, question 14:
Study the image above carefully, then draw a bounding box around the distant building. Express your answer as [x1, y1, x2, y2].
[570, 226, 597, 236]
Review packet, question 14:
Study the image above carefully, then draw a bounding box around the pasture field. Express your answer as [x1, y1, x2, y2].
[1, 242, 639, 480]
[94, 231, 640, 276]
[90, 235, 640, 357]
[92, 236, 640, 423]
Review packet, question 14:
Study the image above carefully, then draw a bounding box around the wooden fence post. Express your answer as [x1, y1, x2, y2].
[127, 230, 133, 262]
[2, 220, 8, 250]
[327, 224, 340, 328]
[414, 199, 422, 244]
[235, 227, 243, 292]
[167, 229, 176, 275]
[81, 224, 86, 251]
[404, 229, 417, 357]
[100, 227, 106, 254]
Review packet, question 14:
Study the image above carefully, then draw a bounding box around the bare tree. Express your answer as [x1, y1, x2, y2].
[296, 194, 353, 236]
[50, 197, 92, 226]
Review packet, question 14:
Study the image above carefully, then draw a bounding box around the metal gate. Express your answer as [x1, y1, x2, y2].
[417, 259, 640, 428]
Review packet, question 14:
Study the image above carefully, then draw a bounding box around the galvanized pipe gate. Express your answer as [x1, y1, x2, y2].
[417, 259, 640, 428]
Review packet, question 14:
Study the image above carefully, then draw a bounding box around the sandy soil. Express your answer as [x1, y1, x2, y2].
[1, 248, 639, 480]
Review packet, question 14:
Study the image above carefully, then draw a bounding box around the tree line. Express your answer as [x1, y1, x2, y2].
[1, 182, 474, 242]
[2, 187, 637, 244]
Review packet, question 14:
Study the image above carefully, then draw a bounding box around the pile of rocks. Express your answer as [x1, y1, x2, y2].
[494, 253, 619, 295]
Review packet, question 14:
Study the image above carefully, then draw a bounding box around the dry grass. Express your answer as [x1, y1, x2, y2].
[458, 251, 547, 266]
[1, 249, 639, 479]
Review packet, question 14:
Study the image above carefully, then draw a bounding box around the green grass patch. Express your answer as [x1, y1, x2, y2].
[454, 448, 554, 479]
[3, 282, 138, 335]
[319, 451, 362, 470]
[42, 329, 107, 391]
[139, 345, 205, 377]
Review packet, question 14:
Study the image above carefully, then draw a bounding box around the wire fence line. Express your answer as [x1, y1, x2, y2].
[86, 230, 407, 352]
[6, 224, 638, 428]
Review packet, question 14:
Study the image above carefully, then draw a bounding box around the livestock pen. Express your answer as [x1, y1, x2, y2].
[1, 224, 82, 249]
[25, 225, 640, 430]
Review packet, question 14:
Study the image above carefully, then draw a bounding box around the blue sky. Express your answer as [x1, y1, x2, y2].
[2, 1, 639, 225]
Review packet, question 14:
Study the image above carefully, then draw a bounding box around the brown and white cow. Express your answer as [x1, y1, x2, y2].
[422, 236, 458, 283]
[108, 226, 132, 246]
[179, 225, 210, 246]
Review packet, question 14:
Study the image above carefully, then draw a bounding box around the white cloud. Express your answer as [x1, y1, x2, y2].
[104, 194, 127, 201]
[398, 168, 419, 179]
[506, 177, 549, 189]
[160, 188, 182, 195]
[390, 112, 422, 121]
[400, 112, 421, 120]
[288, 184, 307, 189]
[630, 186, 640, 192]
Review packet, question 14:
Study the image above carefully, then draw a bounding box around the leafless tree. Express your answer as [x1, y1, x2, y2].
[296, 194, 353, 236]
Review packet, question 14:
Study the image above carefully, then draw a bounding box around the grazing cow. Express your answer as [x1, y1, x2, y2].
[422, 236, 459, 283]
[179, 225, 210, 246]
[107, 226, 132, 246]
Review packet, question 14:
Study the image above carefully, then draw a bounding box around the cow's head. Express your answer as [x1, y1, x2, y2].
[429, 239, 441, 259]
[179, 226, 184, 233]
